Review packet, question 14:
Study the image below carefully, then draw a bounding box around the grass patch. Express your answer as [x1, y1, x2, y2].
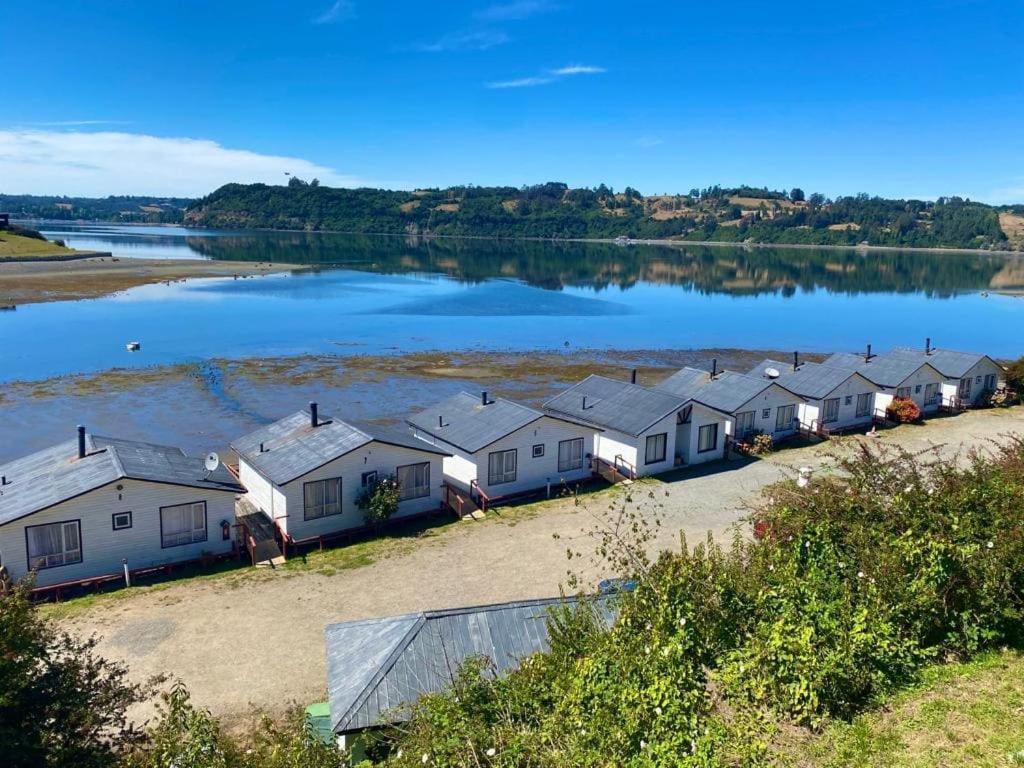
[787, 647, 1024, 767]
[0, 231, 76, 258]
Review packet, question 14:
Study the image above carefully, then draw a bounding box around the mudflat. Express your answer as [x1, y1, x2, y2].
[0, 257, 307, 305]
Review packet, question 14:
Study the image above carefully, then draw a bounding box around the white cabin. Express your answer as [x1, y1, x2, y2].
[889, 345, 1005, 408]
[656, 366, 804, 442]
[0, 428, 243, 588]
[408, 391, 599, 498]
[232, 404, 449, 543]
[543, 374, 731, 476]
[747, 359, 880, 433]
[825, 352, 946, 416]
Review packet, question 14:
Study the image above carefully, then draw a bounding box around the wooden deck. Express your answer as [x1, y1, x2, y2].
[235, 499, 285, 567]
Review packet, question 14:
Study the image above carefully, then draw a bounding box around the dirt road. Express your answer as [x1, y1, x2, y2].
[59, 406, 1024, 725]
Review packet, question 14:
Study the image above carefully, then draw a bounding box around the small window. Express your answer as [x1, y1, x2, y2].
[896, 386, 912, 398]
[844, 395, 853, 406]
[915, 384, 922, 394]
[160, 502, 207, 548]
[698, 423, 718, 453]
[644, 433, 667, 465]
[761, 408, 770, 420]
[303, 477, 343, 521]
[361, 470, 378, 487]
[532, 444, 545, 458]
[396, 462, 430, 500]
[112, 511, 132, 531]
[488, 449, 517, 485]
[976, 375, 983, 384]
[984, 374, 997, 390]
[557, 437, 585, 472]
[26, 520, 82, 570]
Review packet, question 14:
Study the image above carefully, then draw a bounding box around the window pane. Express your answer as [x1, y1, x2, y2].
[558, 438, 584, 472]
[698, 424, 717, 452]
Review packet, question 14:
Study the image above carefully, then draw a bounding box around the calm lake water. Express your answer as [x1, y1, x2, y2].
[3, 224, 1022, 383]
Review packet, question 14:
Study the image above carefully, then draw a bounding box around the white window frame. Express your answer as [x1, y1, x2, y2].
[112, 511, 133, 530]
[896, 386, 912, 398]
[775, 404, 796, 432]
[26, 519, 82, 571]
[924, 382, 941, 405]
[644, 433, 667, 465]
[734, 410, 755, 438]
[984, 373, 997, 390]
[697, 423, 718, 453]
[823, 398, 840, 424]
[396, 462, 431, 501]
[487, 449, 517, 486]
[855, 393, 872, 418]
[531, 444, 545, 458]
[303, 477, 343, 521]
[160, 501, 207, 549]
[958, 378, 972, 398]
[557, 437, 585, 473]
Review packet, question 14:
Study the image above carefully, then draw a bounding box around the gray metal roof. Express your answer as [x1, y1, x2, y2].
[888, 346, 1002, 379]
[655, 367, 801, 413]
[325, 596, 615, 734]
[407, 392, 551, 454]
[746, 360, 872, 400]
[0, 434, 243, 528]
[823, 352, 943, 388]
[233, 410, 449, 486]
[542, 375, 687, 437]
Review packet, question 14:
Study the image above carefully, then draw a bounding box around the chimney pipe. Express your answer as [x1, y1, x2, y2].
[630, 368, 637, 384]
[481, 391, 488, 406]
[793, 351, 800, 371]
[582, 395, 589, 410]
[865, 343, 873, 363]
[77, 425, 86, 459]
[710, 359, 718, 380]
[309, 402, 318, 428]
[925, 337, 932, 355]
[259, 441, 265, 453]
[438, 415, 444, 428]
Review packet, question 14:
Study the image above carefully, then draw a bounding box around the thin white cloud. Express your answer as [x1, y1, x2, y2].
[414, 29, 510, 52]
[636, 135, 664, 148]
[486, 75, 554, 89]
[987, 181, 1024, 205]
[551, 64, 606, 76]
[21, 119, 132, 127]
[0, 130, 370, 197]
[486, 64, 607, 89]
[474, 1, 555, 22]
[313, 0, 354, 24]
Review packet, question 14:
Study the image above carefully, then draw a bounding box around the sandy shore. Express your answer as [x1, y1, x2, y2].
[0, 256, 308, 305]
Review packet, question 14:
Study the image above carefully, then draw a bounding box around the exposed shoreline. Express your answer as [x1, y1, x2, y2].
[0, 256, 308, 305]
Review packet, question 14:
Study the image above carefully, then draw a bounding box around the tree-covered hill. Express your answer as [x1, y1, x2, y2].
[0, 194, 189, 223]
[183, 179, 1020, 250]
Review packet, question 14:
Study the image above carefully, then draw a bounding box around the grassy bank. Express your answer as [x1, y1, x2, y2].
[0, 229, 76, 258]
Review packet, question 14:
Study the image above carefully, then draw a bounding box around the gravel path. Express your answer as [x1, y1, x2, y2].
[60, 406, 1024, 725]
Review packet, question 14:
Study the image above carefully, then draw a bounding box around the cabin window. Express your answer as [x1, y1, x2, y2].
[845, 395, 853, 406]
[976, 375, 983, 384]
[896, 386, 912, 398]
[557, 438, 585, 472]
[645, 433, 667, 464]
[761, 408, 770, 420]
[26, 520, 81, 570]
[303, 478, 342, 521]
[396, 462, 430, 500]
[924, 383, 941, 405]
[160, 502, 207, 548]
[915, 384, 922, 394]
[823, 398, 840, 424]
[697, 423, 718, 453]
[361, 470, 378, 487]
[856, 393, 872, 417]
[775, 404, 796, 432]
[985, 374, 997, 390]
[532, 444, 545, 458]
[734, 411, 755, 438]
[112, 511, 133, 531]
[957, 378, 972, 398]
[487, 449, 517, 485]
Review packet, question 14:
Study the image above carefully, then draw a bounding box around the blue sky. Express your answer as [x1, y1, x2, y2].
[2, 0, 1022, 201]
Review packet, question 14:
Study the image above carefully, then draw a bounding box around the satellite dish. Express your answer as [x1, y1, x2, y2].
[204, 452, 220, 473]
[765, 367, 781, 379]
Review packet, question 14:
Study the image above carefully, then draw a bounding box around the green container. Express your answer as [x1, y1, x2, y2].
[305, 701, 334, 746]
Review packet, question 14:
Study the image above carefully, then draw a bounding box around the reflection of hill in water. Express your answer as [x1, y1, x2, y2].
[186, 233, 1024, 298]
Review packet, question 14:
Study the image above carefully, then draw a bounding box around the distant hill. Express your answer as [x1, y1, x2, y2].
[0, 194, 190, 224]
[184, 180, 1020, 250]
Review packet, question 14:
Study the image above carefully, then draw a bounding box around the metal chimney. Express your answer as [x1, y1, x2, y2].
[481, 391, 488, 406]
[77, 425, 86, 459]
[793, 351, 800, 371]
[710, 359, 718, 380]
[582, 395, 588, 410]
[630, 368, 637, 384]
[309, 402, 318, 428]
[864, 343, 873, 363]
[925, 337, 932, 355]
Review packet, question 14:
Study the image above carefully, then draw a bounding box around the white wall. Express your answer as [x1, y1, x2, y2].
[592, 412, 679, 478]
[732, 384, 804, 438]
[0, 479, 237, 587]
[467, 417, 598, 498]
[594, 429, 639, 474]
[953, 359, 1005, 406]
[892, 366, 947, 414]
[676, 404, 729, 465]
[273, 443, 446, 542]
[799, 374, 878, 432]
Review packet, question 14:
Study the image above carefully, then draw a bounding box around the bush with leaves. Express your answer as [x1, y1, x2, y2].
[885, 396, 921, 423]
[749, 433, 774, 455]
[1006, 356, 1024, 397]
[356, 475, 401, 530]
[0, 580, 154, 768]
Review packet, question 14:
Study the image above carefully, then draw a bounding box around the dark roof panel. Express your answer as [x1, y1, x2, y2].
[746, 360, 872, 400]
[326, 596, 616, 734]
[407, 393, 544, 453]
[656, 367, 798, 413]
[823, 352, 943, 387]
[889, 346, 1001, 379]
[543, 375, 687, 436]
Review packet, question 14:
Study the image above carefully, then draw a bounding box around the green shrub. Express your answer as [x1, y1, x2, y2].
[1006, 356, 1024, 397]
[356, 475, 401, 530]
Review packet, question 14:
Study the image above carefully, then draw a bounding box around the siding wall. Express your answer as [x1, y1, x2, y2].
[594, 412, 679, 477]
[256, 443, 446, 542]
[953, 359, 1005, 406]
[676, 404, 730, 465]
[0, 479, 237, 587]
[890, 367, 947, 413]
[797, 374, 878, 431]
[730, 384, 805, 438]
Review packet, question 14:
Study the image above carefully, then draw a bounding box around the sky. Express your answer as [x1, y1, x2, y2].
[1, 0, 1023, 202]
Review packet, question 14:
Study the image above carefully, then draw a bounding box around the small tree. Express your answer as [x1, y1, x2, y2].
[356, 475, 401, 531]
[1005, 355, 1024, 397]
[0, 580, 154, 768]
